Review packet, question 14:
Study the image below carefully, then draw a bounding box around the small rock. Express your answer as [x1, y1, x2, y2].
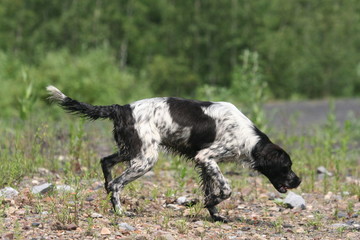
[324, 191, 333, 201]
[31, 183, 54, 194]
[167, 204, 182, 210]
[52, 222, 77, 231]
[295, 227, 305, 233]
[222, 225, 232, 230]
[317, 166, 333, 176]
[268, 206, 280, 211]
[56, 185, 74, 192]
[337, 211, 348, 219]
[118, 222, 135, 231]
[100, 227, 111, 235]
[85, 196, 95, 201]
[283, 224, 293, 228]
[268, 192, 278, 200]
[240, 226, 251, 231]
[64, 223, 77, 231]
[176, 196, 187, 205]
[0, 187, 19, 199]
[329, 223, 350, 229]
[31, 222, 41, 227]
[194, 220, 204, 226]
[91, 212, 103, 218]
[283, 191, 306, 209]
[91, 182, 103, 190]
[31, 180, 40, 185]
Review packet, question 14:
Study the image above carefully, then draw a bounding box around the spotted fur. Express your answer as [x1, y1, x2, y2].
[47, 86, 301, 222]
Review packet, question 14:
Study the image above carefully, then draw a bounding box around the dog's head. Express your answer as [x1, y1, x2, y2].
[252, 143, 301, 193]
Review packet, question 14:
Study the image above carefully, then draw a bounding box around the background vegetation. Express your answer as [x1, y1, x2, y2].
[1, 0, 360, 119]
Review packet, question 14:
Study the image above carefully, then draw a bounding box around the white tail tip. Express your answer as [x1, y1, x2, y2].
[46, 85, 66, 102]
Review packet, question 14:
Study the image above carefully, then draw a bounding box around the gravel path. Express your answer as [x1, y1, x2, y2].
[264, 98, 360, 132]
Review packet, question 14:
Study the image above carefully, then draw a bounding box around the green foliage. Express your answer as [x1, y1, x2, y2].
[231, 50, 269, 129]
[0, 0, 359, 108]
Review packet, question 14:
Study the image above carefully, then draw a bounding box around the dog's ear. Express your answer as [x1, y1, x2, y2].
[253, 143, 290, 171]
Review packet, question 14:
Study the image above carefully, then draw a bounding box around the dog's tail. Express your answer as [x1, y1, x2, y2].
[46, 85, 118, 120]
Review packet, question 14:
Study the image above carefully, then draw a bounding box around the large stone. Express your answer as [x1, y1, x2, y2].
[0, 187, 19, 199]
[31, 183, 54, 194]
[283, 191, 306, 209]
[118, 222, 136, 231]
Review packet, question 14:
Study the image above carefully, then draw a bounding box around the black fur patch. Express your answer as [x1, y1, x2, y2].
[112, 104, 142, 159]
[166, 97, 216, 158]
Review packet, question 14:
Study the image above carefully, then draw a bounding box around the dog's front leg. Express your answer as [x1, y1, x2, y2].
[195, 153, 232, 222]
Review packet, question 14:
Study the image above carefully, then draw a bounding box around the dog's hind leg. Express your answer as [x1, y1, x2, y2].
[100, 151, 130, 193]
[195, 150, 232, 222]
[107, 148, 159, 215]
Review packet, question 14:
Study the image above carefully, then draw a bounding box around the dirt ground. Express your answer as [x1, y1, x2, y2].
[1, 167, 359, 240]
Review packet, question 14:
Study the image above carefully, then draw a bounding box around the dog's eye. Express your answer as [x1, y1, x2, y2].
[281, 167, 288, 173]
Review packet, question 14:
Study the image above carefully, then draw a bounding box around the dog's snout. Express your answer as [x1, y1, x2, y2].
[291, 176, 301, 188]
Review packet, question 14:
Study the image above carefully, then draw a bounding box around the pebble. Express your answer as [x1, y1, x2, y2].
[100, 227, 111, 235]
[31, 222, 40, 227]
[56, 185, 74, 192]
[283, 191, 306, 209]
[167, 204, 182, 210]
[118, 222, 136, 231]
[0, 187, 19, 199]
[329, 223, 350, 229]
[176, 196, 187, 205]
[317, 166, 333, 176]
[194, 220, 204, 226]
[31, 183, 54, 194]
[337, 211, 348, 218]
[85, 196, 95, 201]
[240, 226, 251, 231]
[324, 191, 333, 201]
[91, 212, 103, 218]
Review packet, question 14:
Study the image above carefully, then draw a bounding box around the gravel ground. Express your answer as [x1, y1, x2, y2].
[1, 99, 359, 239]
[264, 98, 360, 133]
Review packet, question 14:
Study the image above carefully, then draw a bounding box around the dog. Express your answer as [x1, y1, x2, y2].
[46, 85, 301, 222]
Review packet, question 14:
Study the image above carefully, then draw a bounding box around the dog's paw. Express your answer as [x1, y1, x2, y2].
[211, 214, 230, 223]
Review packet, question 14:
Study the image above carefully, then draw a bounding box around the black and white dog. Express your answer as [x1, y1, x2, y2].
[47, 86, 301, 222]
